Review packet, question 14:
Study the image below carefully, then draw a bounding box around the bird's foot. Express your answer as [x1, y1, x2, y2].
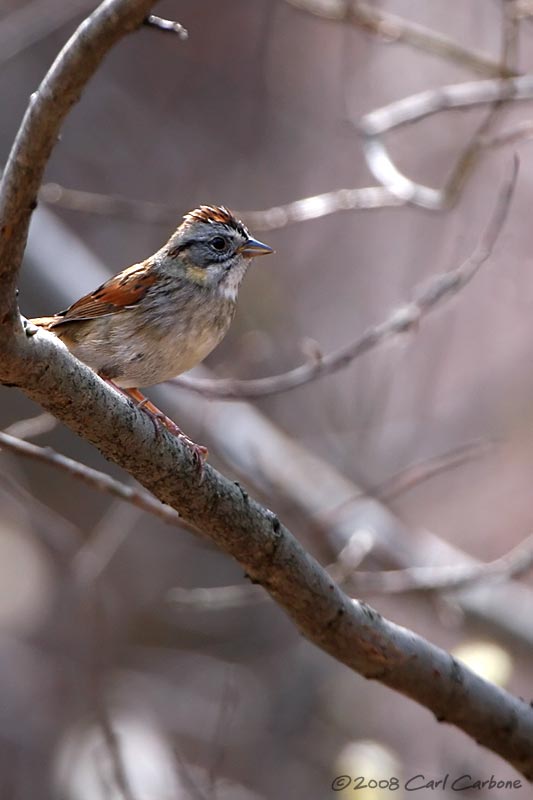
[117, 385, 208, 476]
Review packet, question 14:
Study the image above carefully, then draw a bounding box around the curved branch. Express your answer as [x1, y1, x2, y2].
[0, 0, 157, 325]
[359, 75, 533, 209]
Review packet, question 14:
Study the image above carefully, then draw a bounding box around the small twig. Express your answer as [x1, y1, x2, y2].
[0, 430, 197, 531]
[172, 159, 518, 400]
[143, 14, 188, 39]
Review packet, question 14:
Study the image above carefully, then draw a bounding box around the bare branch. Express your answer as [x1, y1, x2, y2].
[285, 0, 517, 78]
[2, 300, 532, 776]
[0, 430, 191, 531]
[375, 440, 494, 502]
[38, 182, 404, 231]
[349, 534, 533, 595]
[169, 533, 533, 604]
[173, 160, 518, 399]
[0, 0, 157, 326]
[360, 76, 533, 209]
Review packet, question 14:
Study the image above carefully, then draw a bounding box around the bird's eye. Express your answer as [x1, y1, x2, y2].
[211, 236, 228, 252]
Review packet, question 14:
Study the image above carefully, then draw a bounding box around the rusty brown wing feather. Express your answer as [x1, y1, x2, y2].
[32, 263, 156, 328]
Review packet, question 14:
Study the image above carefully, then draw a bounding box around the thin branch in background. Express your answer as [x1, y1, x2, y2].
[172, 159, 518, 399]
[359, 75, 532, 209]
[171, 539, 533, 607]
[348, 533, 533, 595]
[143, 14, 188, 39]
[0, 430, 198, 532]
[375, 439, 495, 502]
[285, 0, 517, 78]
[35, 95, 531, 232]
[4, 411, 57, 440]
[38, 182, 404, 230]
[242, 187, 403, 228]
[169, 533, 533, 609]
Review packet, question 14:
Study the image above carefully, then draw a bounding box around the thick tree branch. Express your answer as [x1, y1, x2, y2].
[2, 332, 533, 778]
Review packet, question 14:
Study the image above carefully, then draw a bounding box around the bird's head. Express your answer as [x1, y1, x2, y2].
[162, 205, 273, 300]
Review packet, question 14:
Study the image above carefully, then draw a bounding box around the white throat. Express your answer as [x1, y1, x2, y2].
[219, 260, 248, 302]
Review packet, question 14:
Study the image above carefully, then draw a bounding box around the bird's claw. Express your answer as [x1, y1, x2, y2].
[144, 408, 208, 478]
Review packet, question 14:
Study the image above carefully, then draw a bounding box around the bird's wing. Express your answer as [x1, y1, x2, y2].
[47, 263, 157, 325]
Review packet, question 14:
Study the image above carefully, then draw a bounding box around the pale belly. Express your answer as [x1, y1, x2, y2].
[64, 307, 232, 388]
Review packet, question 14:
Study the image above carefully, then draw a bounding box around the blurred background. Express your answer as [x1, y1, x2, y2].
[1, 0, 533, 797]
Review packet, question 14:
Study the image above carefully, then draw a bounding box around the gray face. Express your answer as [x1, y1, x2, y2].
[181, 219, 251, 292]
[161, 207, 272, 298]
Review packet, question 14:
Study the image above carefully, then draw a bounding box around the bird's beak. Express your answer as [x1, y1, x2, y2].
[238, 237, 274, 258]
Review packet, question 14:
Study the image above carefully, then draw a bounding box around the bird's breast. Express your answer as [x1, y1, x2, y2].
[116, 294, 236, 387]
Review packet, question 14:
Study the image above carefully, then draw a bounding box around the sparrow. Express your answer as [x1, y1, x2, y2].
[31, 205, 273, 463]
